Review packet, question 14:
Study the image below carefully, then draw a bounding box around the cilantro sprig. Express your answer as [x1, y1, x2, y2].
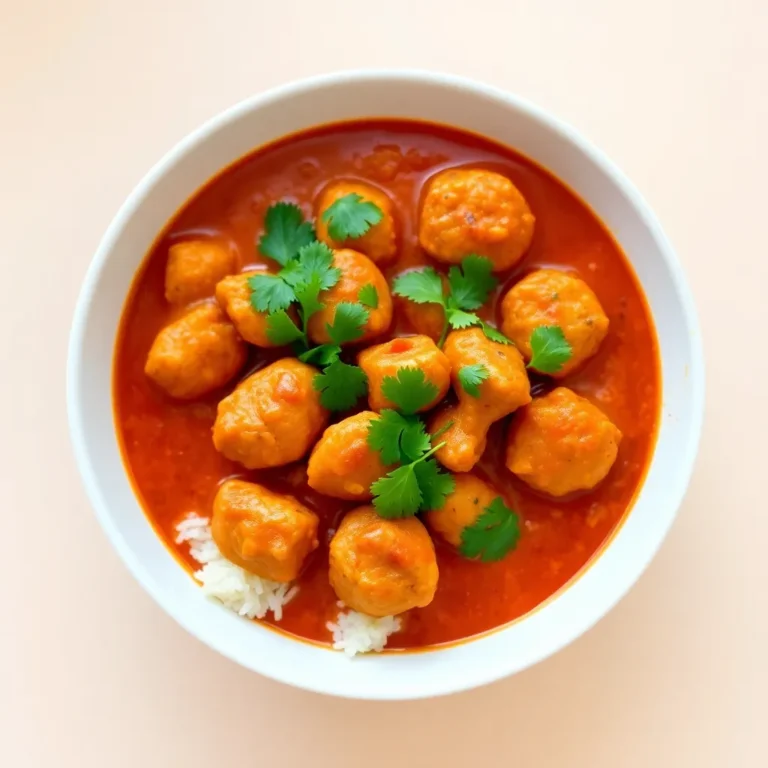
[250, 202, 372, 411]
[457, 364, 489, 397]
[322, 193, 383, 241]
[366, 368, 455, 518]
[392, 255, 509, 346]
[527, 326, 572, 374]
[313, 360, 368, 411]
[381, 368, 439, 414]
[459, 497, 521, 562]
[258, 202, 316, 267]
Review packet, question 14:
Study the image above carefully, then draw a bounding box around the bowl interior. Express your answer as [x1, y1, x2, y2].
[68, 72, 703, 699]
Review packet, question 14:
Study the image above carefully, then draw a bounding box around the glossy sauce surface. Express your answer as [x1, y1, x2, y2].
[114, 121, 660, 648]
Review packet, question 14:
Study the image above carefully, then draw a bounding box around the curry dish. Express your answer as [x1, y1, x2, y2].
[114, 120, 660, 653]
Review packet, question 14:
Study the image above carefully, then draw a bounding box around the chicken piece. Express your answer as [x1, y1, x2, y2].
[500, 269, 609, 377]
[506, 387, 622, 496]
[424, 473, 501, 548]
[211, 479, 319, 582]
[307, 249, 392, 345]
[430, 328, 531, 472]
[419, 169, 534, 271]
[215, 271, 286, 348]
[307, 412, 391, 501]
[144, 303, 245, 400]
[316, 181, 397, 263]
[165, 240, 237, 305]
[358, 335, 451, 413]
[212, 359, 329, 469]
[329, 506, 438, 617]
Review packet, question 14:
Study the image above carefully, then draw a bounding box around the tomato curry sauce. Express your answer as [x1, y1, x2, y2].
[114, 120, 660, 649]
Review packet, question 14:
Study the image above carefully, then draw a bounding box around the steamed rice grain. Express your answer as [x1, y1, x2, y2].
[175, 514, 297, 621]
[176, 514, 401, 655]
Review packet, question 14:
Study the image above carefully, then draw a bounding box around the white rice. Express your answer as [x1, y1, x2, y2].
[175, 514, 298, 621]
[327, 603, 402, 657]
[175, 514, 401, 655]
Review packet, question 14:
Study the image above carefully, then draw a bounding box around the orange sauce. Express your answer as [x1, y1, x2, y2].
[114, 120, 660, 648]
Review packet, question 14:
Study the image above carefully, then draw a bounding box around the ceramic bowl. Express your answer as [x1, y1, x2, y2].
[67, 71, 704, 699]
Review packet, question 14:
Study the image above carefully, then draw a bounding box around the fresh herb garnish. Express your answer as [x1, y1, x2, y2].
[366, 368, 455, 517]
[298, 344, 341, 367]
[358, 284, 379, 309]
[457, 364, 489, 397]
[313, 360, 368, 411]
[380, 368, 440, 415]
[258, 202, 316, 266]
[326, 302, 369, 346]
[250, 203, 370, 410]
[367, 409, 431, 465]
[322, 193, 383, 241]
[370, 447, 454, 518]
[447, 255, 497, 310]
[459, 497, 521, 562]
[392, 255, 509, 346]
[527, 326, 572, 374]
[265, 310, 304, 346]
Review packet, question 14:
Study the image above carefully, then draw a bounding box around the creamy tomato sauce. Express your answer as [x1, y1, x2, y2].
[114, 120, 660, 648]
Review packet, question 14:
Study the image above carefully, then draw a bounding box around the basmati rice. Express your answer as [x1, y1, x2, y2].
[327, 608, 402, 657]
[175, 514, 401, 655]
[175, 514, 298, 621]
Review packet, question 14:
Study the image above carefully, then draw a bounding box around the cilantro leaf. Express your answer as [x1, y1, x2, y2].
[457, 364, 489, 397]
[381, 367, 439, 415]
[371, 465, 423, 518]
[248, 273, 295, 313]
[258, 202, 315, 267]
[325, 302, 369, 346]
[528, 325, 572, 373]
[446, 307, 482, 330]
[313, 360, 368, 411]
[294, 272, 325, 323]
[367, 410, 409, 465]
[358, 284, 379, 309]
[299, 344, 341, 367]
[413, 460, 455, 511]
[392, 267, 445, 305]
[448, 255, 497, 310]
[291, 241, 341, 291]
[322, 193, 383, 241]
[399, 419, 431, 462]
[459, 497, 521, 562]
[266, 310, 304, 345]
[367, 410, 428, 464]
[481, 323, 512, 345]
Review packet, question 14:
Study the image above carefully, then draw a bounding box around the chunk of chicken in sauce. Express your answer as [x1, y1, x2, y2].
[329, 506, 438, 617]
[144, 303, 246, 400]
[316, 181, 397, 263]
[307, 411, 392, 501]
[212, 359, 329, 470]
[307, 249, 392, 345]
[431, 328, 531, 472]
[216, 271, 288, 348]
[424, 473, 500, 549]
[506, 387, 622, 496]
[419, 169, 535, 272]
[500, 269, 609, 377]
[358, 335, 451, 413]
[212, 479, 319, 582]
[165, 240, 237, 306]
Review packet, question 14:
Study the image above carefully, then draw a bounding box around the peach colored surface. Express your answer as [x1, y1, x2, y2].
[2, 0, 765, 765]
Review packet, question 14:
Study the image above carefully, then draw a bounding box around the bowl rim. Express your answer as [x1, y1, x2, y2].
[67, 69, 705, 699]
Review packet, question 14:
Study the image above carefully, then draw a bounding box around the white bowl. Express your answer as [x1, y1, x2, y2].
[67, 71, 704, 700]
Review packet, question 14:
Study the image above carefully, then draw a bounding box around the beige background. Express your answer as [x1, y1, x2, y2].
[2, 0, 766, 765]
